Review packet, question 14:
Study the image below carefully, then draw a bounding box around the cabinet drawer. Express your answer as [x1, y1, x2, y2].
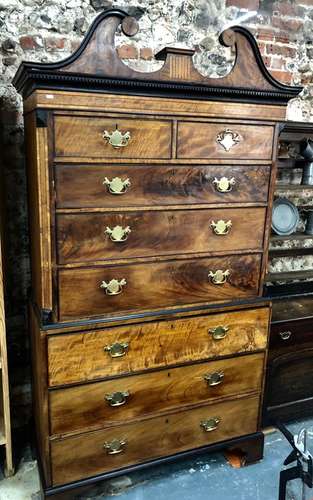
[270, 319, 313, 354]
[54, 115, 172, 159]
[49, 353, 264, 436]
[48, 307, 269, 386]
[58, 254, 262, 320]
[51, 395, 259, 485]
[56, 208, 266, 264]
[177, 122, 273, 159]
[55, 164, 271, 209]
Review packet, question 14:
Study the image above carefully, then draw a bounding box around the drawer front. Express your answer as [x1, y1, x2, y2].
[49, 353, 264, 436]
[48, 307, 269, 386]
[55, 164, 271, 209]
[270, 319, 313, 354]
[54, 116, 172, 159]
[177, 122, 273, 159]
[56, 208, 266, 264]
[51, 395, 259, 485]
[58, 254, 262, 320]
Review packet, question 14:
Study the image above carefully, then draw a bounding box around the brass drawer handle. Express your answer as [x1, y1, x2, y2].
[216, 128, 241, 152]
[104, 342, 129, 358]
[105, 225, 131, 243]
[211, 220, 232, 236]
[208, 269, 230, 285]
[104, 438, 127, 455]
[212, 176, 236, 193]
[200, 417, 221, 432]
[204, 371, 224, 387]
[103, 177, 131, 195]
[279, 331, 292, 341]
[100, 278, 127, 296]
[209, 325, 229, 340]
[103, 126, 131, 148]
[105, 391, 130, 407]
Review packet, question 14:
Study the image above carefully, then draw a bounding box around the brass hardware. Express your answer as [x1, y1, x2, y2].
[211, 220, 232, 236]
[105, 225, 131, 243]
[105, 391, 130, 407]
[103, 438, 127, 455]
[209, 325, 229, 340]
[103, 126, 131, 148]
[212, 176, 236, 193]
[204, 371, 224, 387]
[103, 177, 131, 195]
[104, 342, 129, 358]
[200, 417, 221, 432]
[100, 278, 127, 296]
[216, 128, 241, 152]
[208, 269, 230, 285]
[279, 331, 292, 341]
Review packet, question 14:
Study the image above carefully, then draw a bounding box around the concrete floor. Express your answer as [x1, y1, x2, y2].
[0, 419, 312, 500]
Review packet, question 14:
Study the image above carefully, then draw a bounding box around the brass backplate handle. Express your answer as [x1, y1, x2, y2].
[212, 176, 236, 193]
[200, 417, 221, 432]
[103, 438, 127, 455]
[103, 126, 131, 148]
[204, 371, 224, 387]
[216, 128, 241, 152]
[104, 342, 129, 358]
[103, 177, 131, 195]
[105, 225, 131, 243]
[105, 391, 130, 407]
[208, 269, 230, 285]
[209, 325, 229, 340]
[279, 331, 292, 341]
[100, 278, 127, 296]
[211, 220, 232, 236]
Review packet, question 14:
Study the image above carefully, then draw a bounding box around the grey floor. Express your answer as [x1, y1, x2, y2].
[0, 420, 312, 500]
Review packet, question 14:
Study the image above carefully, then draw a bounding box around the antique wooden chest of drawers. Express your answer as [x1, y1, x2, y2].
[13, 8, 302, 499]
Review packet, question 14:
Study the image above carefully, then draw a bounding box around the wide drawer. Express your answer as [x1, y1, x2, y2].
[270, 319, 313, 355]
[55, 164, 271, 209]
[48, 307, 269, 386]
[58, 254, 262, 320]
[56, 207, 266, 264]
[177, 122, 273, 159]
[49, 353, 264, 436]
[50, 395, 259, 485]
[54, 115, 172, 159]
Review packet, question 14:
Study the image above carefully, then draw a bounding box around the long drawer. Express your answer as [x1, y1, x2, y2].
[50, 395, 260, 485]
[55, 164, 271, 209]
[48, 307, 269, 386]
[58, 254, 262, 320]
[49, 353, 264, 436]
[56, 207, 266, 264]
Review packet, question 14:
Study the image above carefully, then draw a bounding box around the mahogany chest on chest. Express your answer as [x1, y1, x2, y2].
[13, 8, 302, 498]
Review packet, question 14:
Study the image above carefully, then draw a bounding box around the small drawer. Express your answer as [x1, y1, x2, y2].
[55, 164, 271, 209]
[47, 307, 269, 386]
[270, 319, 313, 354]
[54, 115, 172, 159]
[49, 353, 264, 436]
[177, 122, 273, 159]
[56, 207, 266, 264]
[50, 395, 259, 485]
[57, 254, 262, 320]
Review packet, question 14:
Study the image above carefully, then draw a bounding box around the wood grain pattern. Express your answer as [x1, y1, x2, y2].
[56, 207, 266, 264]
[54, 115, 172, 159]
[50, 395, 260, 485]
[57, 254, 262, 320]
[177, 122, 274, 159]
[47, 307, 269, 386]
[49, 353, 264, 436]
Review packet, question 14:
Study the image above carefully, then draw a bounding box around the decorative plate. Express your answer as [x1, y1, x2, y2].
[272, 198, 299, 236]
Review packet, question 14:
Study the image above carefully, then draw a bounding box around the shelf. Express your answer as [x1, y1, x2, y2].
[271, 233, 313, 242]
[275, 184, 313, 192]
[266, 270, 313, 282]
[269, 247, 313, 258]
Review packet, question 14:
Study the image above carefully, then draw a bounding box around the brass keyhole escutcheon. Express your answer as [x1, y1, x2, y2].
[105, 391, 130, 407]
[208, 269, 230, 285]
[104, 342, 129, 358]
[100, 278, 127, 296]
[105, 225, 131, 243]
[200, 417, 221, 432]
[103, 438, 127, 455]
[209, 325, 229, 340]
[212, 176, 236, 193]
[102, 126, 131, 148]
[103, 177, 131, 195]
[211, 220, 232, 236]
[204, 371, 224, 387]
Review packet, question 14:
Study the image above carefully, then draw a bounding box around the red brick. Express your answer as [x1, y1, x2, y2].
[270, 57, 285, 70]
[140, 47, 153, 60]
[226, 0, 259, 9]
[19, 35, 42, 50]
[45, 37, 66, 51]
[270, 69, 292, 84]
[273, 1, 296, 16]
[256, 28, 276, 42]
[272, 15, 303, 33]
[117, 44, 138, 59]
[266, 43, 297, 58]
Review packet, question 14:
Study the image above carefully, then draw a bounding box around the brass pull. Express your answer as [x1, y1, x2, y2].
[103, 177, 131, 195]
[104, 342, 129, 358]
[100, 279, 127, 296]
[200, 417, 221, 432]
[211, 220, 232, 236]
[103, 126, 131, 148]
[204, 371, 224, 387]
[208, 269, 230, 285]
[103, 439, 127, 455]
[105, 391, 130, 407]
[212, 176, 236, 193]
[209, 325, 229, 340]
[105, 225, 131, 243]
[216, 128, 241, 151]
[279, 331, 292, 341]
